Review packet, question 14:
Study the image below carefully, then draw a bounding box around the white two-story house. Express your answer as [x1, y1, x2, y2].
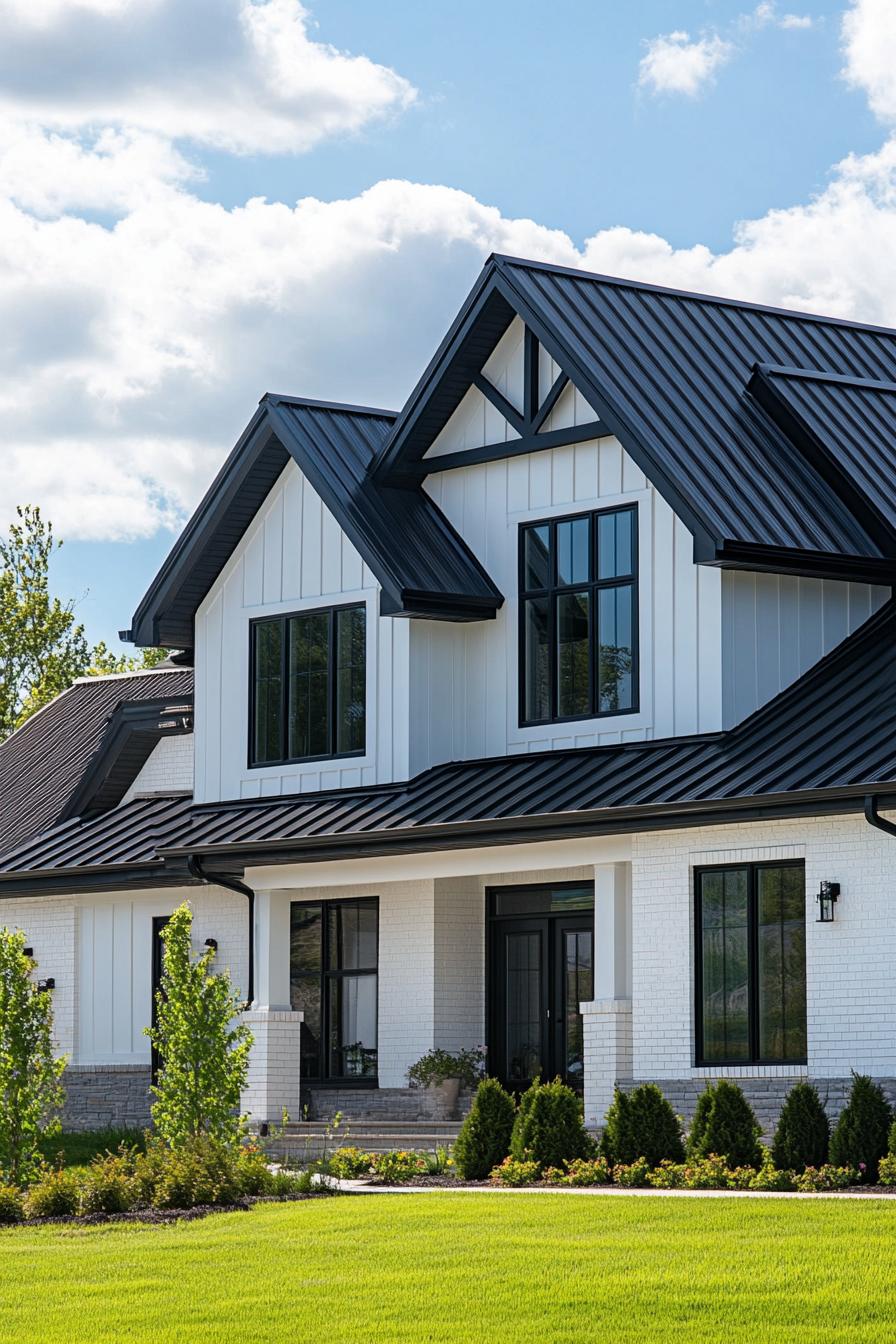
[2, 254, 896, 1135]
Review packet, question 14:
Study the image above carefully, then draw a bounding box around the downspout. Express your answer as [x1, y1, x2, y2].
[187, 855, 255, 1009]
[864, 795, 896, 840]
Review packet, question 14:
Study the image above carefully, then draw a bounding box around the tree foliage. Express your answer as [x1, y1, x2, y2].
[145, 904, 252, 1147]
[687, 1080, 762, 1169]
[0, 927, 67, 1185]
[509, 1077, 595, 1170]
[829, 1073, 891, 1183]
[0, 505, 168, 738]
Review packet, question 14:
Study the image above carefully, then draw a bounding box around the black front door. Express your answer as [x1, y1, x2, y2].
[488, 884, 594, 1092]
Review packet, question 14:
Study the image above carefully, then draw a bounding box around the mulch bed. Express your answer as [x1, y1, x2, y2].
[14, 1191, 341, 1228]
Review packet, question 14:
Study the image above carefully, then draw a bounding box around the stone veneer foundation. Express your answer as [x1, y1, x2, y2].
[61, 1064, 152, 1132]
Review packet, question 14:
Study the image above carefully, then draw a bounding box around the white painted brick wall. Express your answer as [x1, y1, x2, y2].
[122, 734, 194, 801]
[241, 1009, 302, 1125]
[0, 896, 76, 1058]
[631, 813, 896, 1082]
[582, 999, 632, 1128]
[434, 875, 485, 1054]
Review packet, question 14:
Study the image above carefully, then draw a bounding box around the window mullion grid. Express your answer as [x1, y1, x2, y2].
[328, 607, 336, 758]
[748, 865, 759, 1063]
[280, 615, 289, 765]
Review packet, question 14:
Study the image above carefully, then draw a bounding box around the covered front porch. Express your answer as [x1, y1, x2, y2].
[240, 836, 634, 1131]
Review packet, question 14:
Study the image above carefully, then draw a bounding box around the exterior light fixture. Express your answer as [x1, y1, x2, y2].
[37, 977, 55, 992]
[817, 881, 840, 923]
[23, 947, 33, 959]
[204, 938, 218, 952]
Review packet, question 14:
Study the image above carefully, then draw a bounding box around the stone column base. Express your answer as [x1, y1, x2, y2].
[581, 998, 633, 1129]
[241, 1009, 303, 1127]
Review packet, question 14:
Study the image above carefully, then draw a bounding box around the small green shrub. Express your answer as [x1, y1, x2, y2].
[543, 1156, 612, 1187]
[612, 1157, 652, 1187]
[685, 1155, 734, 1189]
[879, 1153, 896, 1187]
[453, 1077, 516, 1180]
[490, 1156, 540, 1186]
[771, 1083, 830, 1172]
[328, 1146, 375, 1180]
[79, 1153, 137, 1214]
[268, 1168, 315, 1195]
[601, 1084, 683, 1167]
[686, 1085, 716, 1157]
[748, 1156, 795, 1192]
[688, 1080, 762, 1169]
[234, 1147, 275, 1196]
[646, 1160, 686, 1189]
[0, 1184, 24, 1224]
[24, 1167, 81, 1218]
[509, 1078, 594, 1170]
[829, 1074, 892, 1183]
[795, 1164, 859, 1192]
[422, 1145, 453, 1175]
[134, 1136, 242, 1210]
[372, 1151, 427, 1183]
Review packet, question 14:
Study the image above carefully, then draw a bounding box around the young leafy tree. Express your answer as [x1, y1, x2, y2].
[0, 928, 67, 1185]
[146, 904, 253, 1147]
[0, 505, 168, 737]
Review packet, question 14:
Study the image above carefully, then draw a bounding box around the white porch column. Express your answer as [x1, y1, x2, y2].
[582, 863, 632, 1128]
[241, 890, 302, 1126]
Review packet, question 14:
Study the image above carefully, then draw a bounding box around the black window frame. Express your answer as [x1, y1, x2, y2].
[694, 860, 807, 1068]
[290, 896, 379, 1086]
[517, 504, 639, 728]
[248, 601, 367, 768]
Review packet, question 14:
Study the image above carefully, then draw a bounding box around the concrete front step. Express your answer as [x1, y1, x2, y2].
[267, 1119, 464, 1162]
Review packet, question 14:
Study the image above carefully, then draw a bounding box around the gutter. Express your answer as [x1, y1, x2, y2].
[864, 795, 896, 840]
[186, 855, 255, 1008]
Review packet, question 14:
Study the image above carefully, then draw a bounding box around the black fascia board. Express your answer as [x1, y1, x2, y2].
[124, 406, 283, 648]
[0, 860, 200, 899]
[60, 697, 194, 822]
[747, 364, 896, 558]
[371, 263, 517, 484]
[697, 538, 896, 585]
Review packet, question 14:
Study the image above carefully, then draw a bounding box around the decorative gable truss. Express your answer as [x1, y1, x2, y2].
[420, 321, 606, 475]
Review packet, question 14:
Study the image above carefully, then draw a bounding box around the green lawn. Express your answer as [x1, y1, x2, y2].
[38, 1128, 145, 1169]
[1, 1193, 895, 1343]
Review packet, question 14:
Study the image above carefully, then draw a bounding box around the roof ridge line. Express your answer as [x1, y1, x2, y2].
[489, 253, 896, 339]
[262, 392, 398, 418]
[755, 362, 896, 394]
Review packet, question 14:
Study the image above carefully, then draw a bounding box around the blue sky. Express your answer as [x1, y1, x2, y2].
[2, 0, 894, 651]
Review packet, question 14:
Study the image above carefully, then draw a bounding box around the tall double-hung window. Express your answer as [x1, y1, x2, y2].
[250, 603, 366, 766]
[695, 862, 807, 1065]
[519, 505, 638, 725]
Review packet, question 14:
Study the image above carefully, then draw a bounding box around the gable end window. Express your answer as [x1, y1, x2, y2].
[250, 603, 366, 767]
[519, 505, 638, 725]
[695, 862, 807, 1066]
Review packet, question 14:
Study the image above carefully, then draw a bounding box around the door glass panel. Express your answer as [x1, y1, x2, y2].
[564, 930, 592, 1090]
[493, 885, 594, 917]
[700, 868, 750, 1061]
[757, 866, 807, 1061]
[556, 590, 590, 717]
[328, 975, 378, 1078]
[505, 931, 543, 1084]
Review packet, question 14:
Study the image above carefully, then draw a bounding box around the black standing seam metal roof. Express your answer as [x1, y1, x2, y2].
[125, 397, 503, 649]
[376, 255, 896, 581]
[0, 668, 194, 854]
[3, 598, 894, 884]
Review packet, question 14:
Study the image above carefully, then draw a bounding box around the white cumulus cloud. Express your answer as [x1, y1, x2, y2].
[638, 31, 735, 98]
[842, 0, 896, 124]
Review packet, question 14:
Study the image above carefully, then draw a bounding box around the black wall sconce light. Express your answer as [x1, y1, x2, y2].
[204, 938, 218, 952]
[23, 947, 33, 959]
[37, 977, 56, 993]
[817, 881, 840, 923]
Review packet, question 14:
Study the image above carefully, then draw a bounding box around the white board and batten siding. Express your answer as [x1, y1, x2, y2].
[193, 458, 411, 804]
[193, 313, 891, 802]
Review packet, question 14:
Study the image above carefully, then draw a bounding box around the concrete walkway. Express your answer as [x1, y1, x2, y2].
[334, 1178, 896, 1201]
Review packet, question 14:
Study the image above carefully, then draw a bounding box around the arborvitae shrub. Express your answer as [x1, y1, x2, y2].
[829, 1074, 891, 1183]
[509, 1077, 595, 1170]
[689, 1080, 762, 1169]
[601, 1084, 683, 1166]
[888, 1117, 896, 1157]
[452, 1077, 516, 1180]
[771, 1082, 830, 1172]
[686, 1084, 717, 1158]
